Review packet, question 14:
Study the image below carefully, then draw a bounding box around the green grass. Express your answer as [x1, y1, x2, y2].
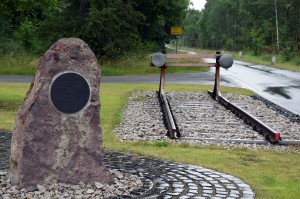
[0, 53, 39, 75]
[1, 46, 299, 76]
[0, 51, 208, 76]
[233, 53, 300, 72]
[174, 45, 300, 72]
[0, 83, 29, 130]
[99, 51, 208, 76]
[1, 83, 299, 199]
[100, 53, 157, 76]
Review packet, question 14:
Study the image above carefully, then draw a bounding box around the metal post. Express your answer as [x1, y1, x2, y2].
[175, 37, 178, 54]
[212, 52, 221, 99]
[159, 66, 166, 97]
[212, 66, 221, 99]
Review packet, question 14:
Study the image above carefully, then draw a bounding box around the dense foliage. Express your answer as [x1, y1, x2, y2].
[0, 0, 189, 58]
[181, 0, 300, 56]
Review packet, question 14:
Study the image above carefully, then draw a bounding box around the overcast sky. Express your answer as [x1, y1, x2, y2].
[189, 0, 206, 10]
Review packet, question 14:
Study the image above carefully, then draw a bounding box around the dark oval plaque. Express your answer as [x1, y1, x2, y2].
[50, 73, 90, 114]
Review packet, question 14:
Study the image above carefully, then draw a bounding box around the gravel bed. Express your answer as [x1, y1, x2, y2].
[0, 169, 142, 199]
[223, 93, 300, 140]
[114, 91, 300, 152]
[0, 133, 10, 170]
[251, 95, 300, 123]
[168, 92, 262, 140]
[114, 92, 167, 142]
[0, 132, 143, 199]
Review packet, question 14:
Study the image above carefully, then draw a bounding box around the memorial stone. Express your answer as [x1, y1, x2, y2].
[8, 38, 112, 188]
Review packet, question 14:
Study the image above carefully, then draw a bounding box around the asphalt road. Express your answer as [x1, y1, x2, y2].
[1, 60, 299, 114]
[217, 60, 300, 114]
[0, 72, 237, 86]
[173, 47, 300, 114]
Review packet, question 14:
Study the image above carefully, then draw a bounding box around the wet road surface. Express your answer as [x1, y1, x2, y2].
[216, 60, 300, 114]
[176, 47, 300, 114]
[0, 72, 236, 87]
[1, 60, 299, 114]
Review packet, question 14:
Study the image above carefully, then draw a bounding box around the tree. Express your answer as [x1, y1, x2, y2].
[1, 0, 190, 57]
[80, 0, 144, 58]
[180, 9, 202, 47]
[0, 0, 60, 53]
[180, 0, 300, 56]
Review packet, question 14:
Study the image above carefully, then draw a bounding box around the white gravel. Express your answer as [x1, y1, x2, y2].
[114, 91, 300, 152]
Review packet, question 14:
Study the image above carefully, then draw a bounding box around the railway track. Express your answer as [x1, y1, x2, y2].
[220, 93, 300, 145]
[114, 51, 300, 149]
[114, 91, 300, 152]
[149, 52, 300, 146]
[160, 91, 300, 145]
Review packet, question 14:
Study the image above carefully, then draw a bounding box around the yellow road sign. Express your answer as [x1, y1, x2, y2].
[171, 26, 183, 35]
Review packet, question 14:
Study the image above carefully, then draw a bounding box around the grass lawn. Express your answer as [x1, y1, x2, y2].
[0, 83, 299, 199]
[1, 46, 300, 76]
[0, 52, 208, 76]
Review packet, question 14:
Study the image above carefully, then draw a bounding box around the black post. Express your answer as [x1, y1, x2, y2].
[175, 36, 178, 54]
[212, 51, 221, 99]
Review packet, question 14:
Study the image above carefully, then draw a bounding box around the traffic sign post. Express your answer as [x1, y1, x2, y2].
[171, 27, 183, 35]
[175, 37, 178, 54]
[171, 27, 183, 54]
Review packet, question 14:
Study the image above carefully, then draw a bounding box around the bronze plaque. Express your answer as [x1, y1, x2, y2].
[51, 73, 90, 114]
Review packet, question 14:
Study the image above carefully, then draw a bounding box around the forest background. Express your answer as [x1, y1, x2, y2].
[182, 0, 300, 59]
[0, 0, 299, 67]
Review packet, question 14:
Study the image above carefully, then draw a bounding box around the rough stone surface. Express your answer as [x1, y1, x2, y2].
[0, 169, 143, 198]
[8, 38, 111, 188]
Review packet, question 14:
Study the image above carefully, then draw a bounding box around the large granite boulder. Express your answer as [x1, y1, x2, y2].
[8, 38, 112, 188]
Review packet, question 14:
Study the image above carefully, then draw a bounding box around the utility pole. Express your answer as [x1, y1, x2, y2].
[275, 0, 280, 53]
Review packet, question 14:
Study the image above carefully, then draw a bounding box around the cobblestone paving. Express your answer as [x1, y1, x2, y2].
[1, 132, 255, 198]
[104, 150, 254, 199]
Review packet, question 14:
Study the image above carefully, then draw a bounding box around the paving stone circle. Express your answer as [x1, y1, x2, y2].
[104, 150, 255, 199]
[0, 132, 255, 198]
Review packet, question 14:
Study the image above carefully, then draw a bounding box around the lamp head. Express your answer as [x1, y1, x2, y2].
[151, 53, 166, 67]
[219, 54, 233, 69]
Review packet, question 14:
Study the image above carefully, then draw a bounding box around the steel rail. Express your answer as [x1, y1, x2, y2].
[164, 53, 216, 68]
[279, 140, 300, 145]
[208, 90, 281, 143]
[180, 137, 269, 144]
[165, 63, 214, 67]
[165, 54, 216, 59]
[158, 93, 180, 139]
[217, 94, 300, 145]
[151, 52, 300, 145]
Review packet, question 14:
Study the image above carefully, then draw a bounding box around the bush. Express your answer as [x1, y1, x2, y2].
[0, 18, 13, 53]
[281, 41, 297, 61]
[0, 20, 42, 54]
[13, 21, 40, 53]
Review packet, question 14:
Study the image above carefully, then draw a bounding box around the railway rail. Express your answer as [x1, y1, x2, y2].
[151, 52, 300, 145]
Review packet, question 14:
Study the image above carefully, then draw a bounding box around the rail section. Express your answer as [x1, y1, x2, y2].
[151, 51, 231, 139]
[151, 52, 300, 145]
